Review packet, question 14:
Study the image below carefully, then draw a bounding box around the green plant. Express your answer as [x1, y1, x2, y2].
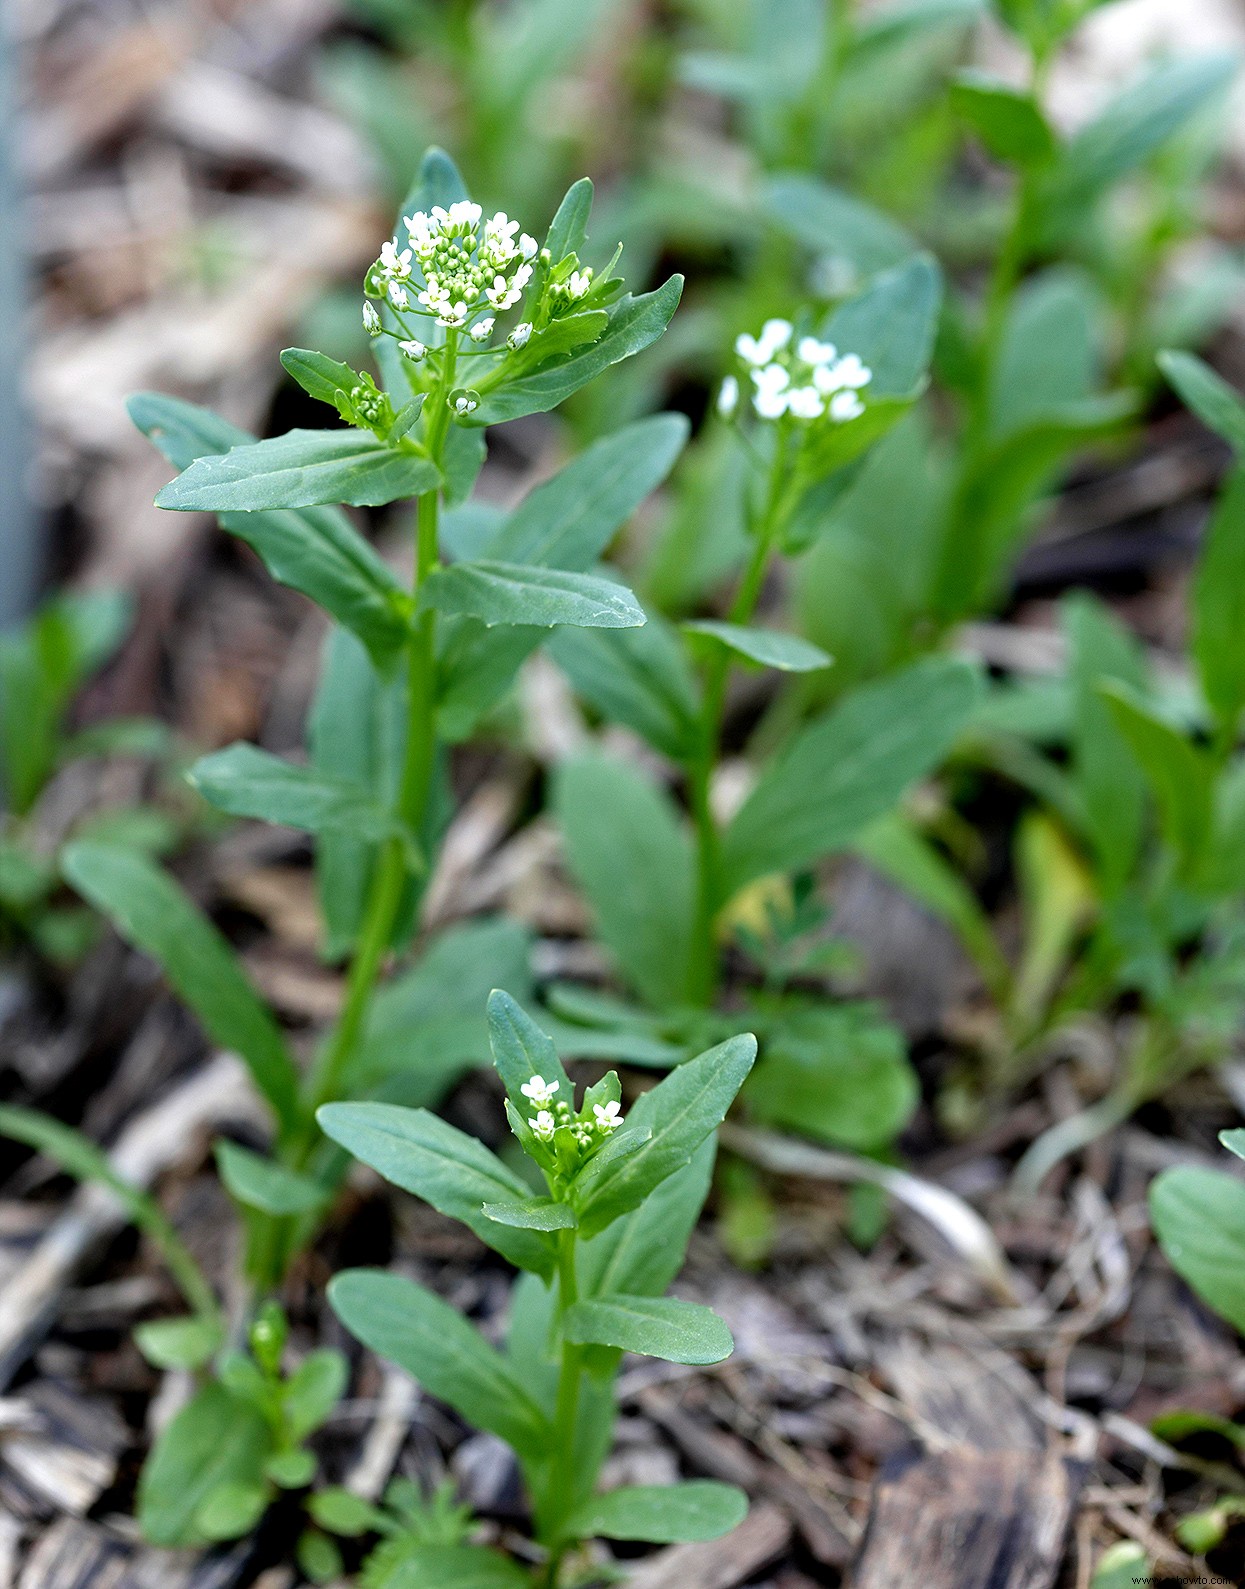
[1, 147, 687, 1546]
[0, 588, 173, 962]
[548, 261, 982, 1161]
[320, 990, 755, 1587]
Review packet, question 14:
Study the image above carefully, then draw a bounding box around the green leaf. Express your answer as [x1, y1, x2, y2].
[284, 1349, 349, 1442]
[351, 918, 534, 1099]
[820, 253, 942, 398]
[951, 71, 1055, 166]
[1158, 350, 1245, 453]
[195, 1481, 269, 1542]
[306, 1487, 384, 1536]
[1041, 56, 1237, 237]
[563, 1295, 733, 1365]
[989, 268, 1101, 442]
[1064, 592, 1149, 892]
[130, 393, 409, 666]
[280, 349, 363, 408]
[189, 743, 402, 842]
[0, 1102, 219, 1321]
[764, 174, 916, 273]
[720, 657, 982, 895]
[1193, 468, 1245, 732]
[562, 1481, 748, 1544]
[475, 278, 684, 424]
[574, 1034, 757, 1237]
[684, 621, 832, 673]
[137, 1381, 270, 1547]
[1222, 1128, 1245, 1162]
[360, 1544, 529, 1588]
[546, 618, 700, 762]
[1101, 684, 1214, 874]
[133, 1315, 224, 1371]
[155, 430, 440, 512]
[267, 1449, 317, 1489]
[579, 1139, 717, 1302]
[420, 561, 645, 630]
[398, 145, 470, 226]
[483, 1198, 577, 1230]
[485, 414, 689, 572]
[318, 1102, 557, 1276]
[485, 990, 574, 1115]
[545, 176, 594, 261]
[436, 618, 544, 741]
[745, 1002, 918, 1151]
[215, 1140, 327, 1217]
[328, 1270, 550, 1457]
[1151, 1165, 1245, 1333]
[555, 753, 696, 1008]
[61, 843, 300, 1137]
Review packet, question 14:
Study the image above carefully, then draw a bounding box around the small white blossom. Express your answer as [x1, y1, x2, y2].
[380, 240, 413, 280]
[362, 302, 381, 336]
[717, 375, 739, 418]
[519, 233, 538, 260]
[452, 393, 479, 415]
[387, 281, 409, 312]
[593, 1101, 623, 1132]
[398, 338, 426, 361]
[531, 1110, 556, 1141]
[760, 318, 793, 351]
[797, 336, 836, 367]
[521, 1076, 560, 1107]
[508, 321, 533, 350]
[832, 353, 871, 389]
[751, 362, 791, 419]
[786, 384, 825, 420]
[469, 316, 495, 342]
[566, 270, 592, 299]
[829, 389, 865, 422]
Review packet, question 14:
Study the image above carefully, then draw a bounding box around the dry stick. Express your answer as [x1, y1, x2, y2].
[720, 1123, 1028, 1306]
[0, 1052, 260, 1390]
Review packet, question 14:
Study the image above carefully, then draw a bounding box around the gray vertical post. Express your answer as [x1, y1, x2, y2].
[0, 11, 39, 628]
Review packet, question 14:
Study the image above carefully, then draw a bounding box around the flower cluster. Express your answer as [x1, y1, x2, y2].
[719, 319, 871, 424]
[367, 201, 537, 340]
[517, 1075, 623, 1171]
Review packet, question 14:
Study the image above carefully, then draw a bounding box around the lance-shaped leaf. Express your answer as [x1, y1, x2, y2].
[562, 1482, 748, 1544]
[129, 394, 409, 665]
[1194, 469, 1245, 734]
[318, 1102, 557, 1276]
[573, 1034, 756, 1237]
[1151, 1166, 1245, 1334]
[950, 71, 1055, 166]
[475, 278, 684, 424]
[485, 413, 689, 572]
[684, 621, 832, 673]
[155, 429, 440, 512]
[563, 1295, 733, 1365]
[279, 349, 363, 409]
[328, 1269, 550, 1456]
[1100, 684, 1215, 874]
[547, 618, 701, 762]
[764, 174, 916, 273]
[214, 1140, 327, 1217]
[420, 561, 645, 629]
[62, 843, 300, 1137]
[483, 1198, 577, 1231]
[545, 176, 594, 261]
[820, 253, 942, 398]
[720, 657, 981, 896]
[1159, 350, 1245, 454]
[189, 744, 401, 842]
[486, 990, 575, 1114]
[138, 1381, 270, 1547]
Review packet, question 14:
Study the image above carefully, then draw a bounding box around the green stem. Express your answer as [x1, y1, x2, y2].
[685, 486, 783, 1006]
[543, 1228, 583, 1588]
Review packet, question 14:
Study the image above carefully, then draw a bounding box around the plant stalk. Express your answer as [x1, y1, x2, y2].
[543, 1225, 584, 1588]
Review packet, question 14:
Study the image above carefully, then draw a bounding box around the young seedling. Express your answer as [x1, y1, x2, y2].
[0, 588, 173, 962]
[320, 991, 755, 1587]
[1, 148, 687, 1546]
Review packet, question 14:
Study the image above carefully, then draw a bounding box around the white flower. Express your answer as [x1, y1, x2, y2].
[786, 384, 825, 420]
[829, 389, 864, 422]
[387, 281, 409, 311]
[566, 269, 592, 299]
[717, 375, 739, 418]
[593, 1101, 623, 1132]
[531, 1110, 556, 1141]
[735, 333, 769, 367]
[751, 363, 791, 419]
[759, 318, 793, 354]
[519, 233, 538, 260]
[736, 318, 793, 368]
[797, 336, 836, 367]
[469, 316, 495, 342]
[452, 392, 479, 415]
[508, 321, 533, 350]
[362, 302, 381, 336]
[398, 338, 426, 361]
[521, 1076, 560, 1107]
[832, 353, 871, 389]
[380, 240, 412, 280]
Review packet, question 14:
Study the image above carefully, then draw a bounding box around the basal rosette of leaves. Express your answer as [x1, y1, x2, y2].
[317, 991, 755, 1586]
[0, 147, 689, 1551]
